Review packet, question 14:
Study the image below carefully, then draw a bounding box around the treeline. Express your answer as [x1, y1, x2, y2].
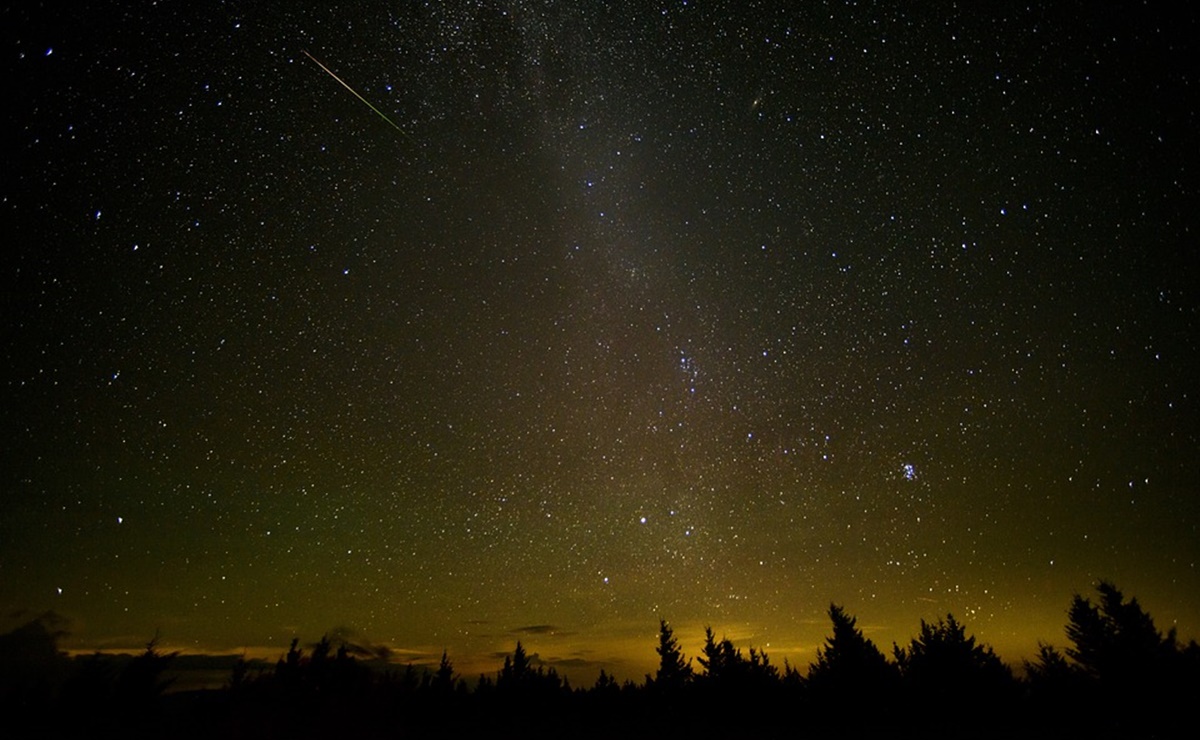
[2, 581, 1198, 739]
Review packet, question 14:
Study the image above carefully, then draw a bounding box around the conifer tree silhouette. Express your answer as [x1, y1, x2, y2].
[1060, 581, 1195, 735]
[0, 612, 72, 713]
[650, 619, 692, 691]
[808, 603, 897, 701]
[1023, 640, 1089, 728]
[275, 637, 304, 692]
[593, 668, 619, 694]
[894, 613, 1013, 726]
[2, 583, 1193, 739]
[696, 627, 731, 685]
[1023, 642, 1075, 685]
[1065, 580, 1172, 683]
[228, 652, 249, 691]
[695, 627, 777, 694]
[498, 641, 531, 690]
[432, 650, 455, 693]
[115, 634, 177, 704]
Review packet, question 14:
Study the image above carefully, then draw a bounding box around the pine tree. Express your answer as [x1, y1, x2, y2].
[1065, 580, 1172, 682]
[894, 613, 1012, 705]
[653, 619, 692, 691]
[697, 627, 735, 683]
[498, 641, 532, 691]
[594, 668, 619, 693]
[432, 650, 455, 692]
[808, 603, 896, 698]
[1059, 582, 1194, 736]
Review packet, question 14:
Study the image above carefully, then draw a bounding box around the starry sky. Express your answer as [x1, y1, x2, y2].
[3, 1, 1198, 682]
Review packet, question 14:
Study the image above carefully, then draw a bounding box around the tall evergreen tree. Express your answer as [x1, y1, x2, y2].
[1056, 582, 1196, 736]
[593, 668, 619, 694]
[497, 641, 531, 689]
[808, 603, 896, 698]
[695, 627, 777, 691]
[652, 619, 692, 691]
[746, 646, 779, 686]
[1024, 642, 1075, 685]
[697, 627, 734, 684]
[894, 613, 1013, 708]
[1065, 580, 1173, 682]
[432, 650, 455, 693]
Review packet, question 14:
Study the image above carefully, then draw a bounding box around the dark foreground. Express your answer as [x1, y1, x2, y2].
[3, 582, 1197, 738]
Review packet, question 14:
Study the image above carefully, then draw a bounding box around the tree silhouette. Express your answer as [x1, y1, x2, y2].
[2, 586, 1196, 739]
[1065, 580, 1173, 683]
[495, 641, 565, 700]
[114, 634, 177, 704]
[894, 613, 1014, 726]
[649, 619, 692, 692]
[330, 641, 371, 698]
[98, 634, 180, 737]
[781, 659, 804, 690]
[0, 612, 71, 709]
[497, 640, 532, 690]
[745, 646, 779, 686]
[58, 651, 114, 728]
[475, 673, 495, 696]
[1059, 581, 1195, 735]
[696, 627, 778, 694]
[431, 649, 455, 693]
[696, 626, 735, 685]
[1023, 642, 1075, 685]
[274, 637, 304, 693]
[593, 668, 619, 693]
[228, 652, 250, 691]
[1023, 641, 1090, 728]
[807, 603, 898, 704]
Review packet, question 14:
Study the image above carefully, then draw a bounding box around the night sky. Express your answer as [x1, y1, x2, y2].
[3, 2, 1198, 682]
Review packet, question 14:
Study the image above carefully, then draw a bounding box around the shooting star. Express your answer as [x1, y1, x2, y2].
[303, 50, 409, 138]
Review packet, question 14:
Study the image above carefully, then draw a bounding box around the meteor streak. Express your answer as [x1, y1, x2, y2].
[303, 50, 409, 137]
